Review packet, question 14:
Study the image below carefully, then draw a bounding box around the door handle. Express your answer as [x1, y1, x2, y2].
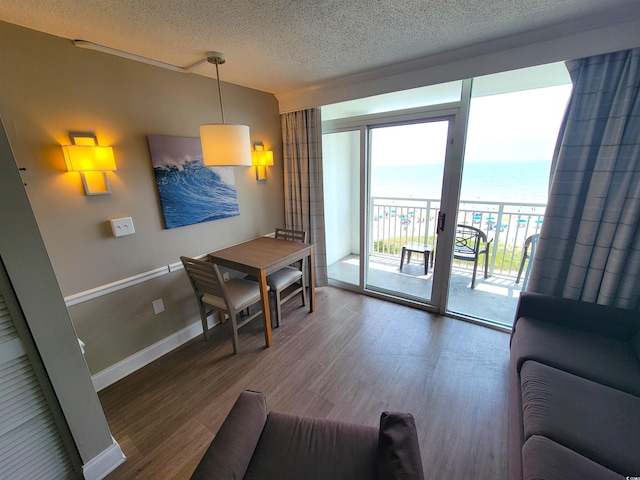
[437, 211, 446, 233]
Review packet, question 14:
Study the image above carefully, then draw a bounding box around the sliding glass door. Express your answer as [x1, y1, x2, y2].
[366, 120, 451, 303]
[323, 63, 572, 329]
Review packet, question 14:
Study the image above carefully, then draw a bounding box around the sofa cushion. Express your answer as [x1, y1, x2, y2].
[514, 292, 640, 340]
[512, 316, 640, 396]
[520, 360, 640, 474]
[191, 390, 268, 480]
[522, 435, 624, 480]
[377, 412, 424, 480]
[244, 411, 378, 480]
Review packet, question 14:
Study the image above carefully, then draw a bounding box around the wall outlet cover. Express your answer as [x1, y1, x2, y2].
[110, 217, 135, 237]
[152, 298, 165, 315]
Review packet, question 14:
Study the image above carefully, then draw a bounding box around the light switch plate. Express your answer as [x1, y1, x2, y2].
[110, 216, 135, 237]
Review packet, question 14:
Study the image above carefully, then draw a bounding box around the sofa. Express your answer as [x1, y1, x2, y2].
[509, 292, 640, 480]
[191, 390, 424, 480]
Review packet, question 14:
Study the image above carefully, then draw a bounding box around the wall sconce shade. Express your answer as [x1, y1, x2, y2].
[199, 52, 252, 166]
[200, 124, 252, 166]
[62, 145, 116, 172]
[62, 133, 116, 195]
[252, 142, 274, 181]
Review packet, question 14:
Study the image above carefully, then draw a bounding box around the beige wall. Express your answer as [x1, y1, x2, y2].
[0, 21, 284, 374]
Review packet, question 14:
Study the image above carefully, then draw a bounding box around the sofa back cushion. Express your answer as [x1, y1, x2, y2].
[245, 411, 378, 480]
[633, 330, 640, 361]
[512, 316, 640, 396]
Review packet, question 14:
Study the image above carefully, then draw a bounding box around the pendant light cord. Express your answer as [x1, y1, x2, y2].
[215, 61, 225, 124]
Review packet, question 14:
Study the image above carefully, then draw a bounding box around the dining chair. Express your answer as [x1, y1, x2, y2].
[267, 228, 308, 327]
[453, 224, 493, 289]
[180, 256, 269, 354]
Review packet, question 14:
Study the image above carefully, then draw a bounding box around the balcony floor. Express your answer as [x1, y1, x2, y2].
[328, 254, 523, 327]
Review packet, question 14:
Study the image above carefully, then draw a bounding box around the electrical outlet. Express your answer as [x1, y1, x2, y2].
[152, 298, 165, 315]
[110, 216, 135, 237]
[222, 272, 230, 281]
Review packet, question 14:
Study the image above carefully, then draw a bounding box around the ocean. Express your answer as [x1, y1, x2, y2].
[370, 160, 551, 204]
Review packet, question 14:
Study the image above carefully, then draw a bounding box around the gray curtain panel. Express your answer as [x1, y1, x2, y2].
[528, 48, 640, 310]
[281, 108, 328, 286]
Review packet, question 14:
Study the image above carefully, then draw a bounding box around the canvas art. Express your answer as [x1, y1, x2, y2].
[147, 134, 240, 229]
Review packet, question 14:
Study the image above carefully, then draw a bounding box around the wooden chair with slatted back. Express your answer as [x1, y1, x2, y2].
[180, 256, 269, 354]
[267, 228, 308, 327]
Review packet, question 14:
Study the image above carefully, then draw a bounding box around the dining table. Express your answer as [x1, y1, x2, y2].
[207, 236, 315, 347]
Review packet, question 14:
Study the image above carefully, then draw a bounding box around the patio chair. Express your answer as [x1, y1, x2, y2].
[180, 256, 269, 354]
[266, 228, 308, 327]
[516, 233, 539, 290]
[453, 224, 492, 289]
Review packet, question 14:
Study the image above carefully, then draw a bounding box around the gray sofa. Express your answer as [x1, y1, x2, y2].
[509, 292, 640, 480]
[191, 390, 424, 480]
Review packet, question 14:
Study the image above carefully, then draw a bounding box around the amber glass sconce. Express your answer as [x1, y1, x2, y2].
[62, 132, 116, 195]
[251, 142, 273, 181]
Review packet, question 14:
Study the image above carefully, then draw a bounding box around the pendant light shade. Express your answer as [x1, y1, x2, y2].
[199, 52, 252, 166]
[200, 124, 251, 166]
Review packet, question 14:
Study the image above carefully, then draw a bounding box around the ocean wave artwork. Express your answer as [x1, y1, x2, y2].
[147, 134, 240, 229]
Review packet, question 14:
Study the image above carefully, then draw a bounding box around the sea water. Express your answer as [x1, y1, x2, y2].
[371, 160, 551, 204]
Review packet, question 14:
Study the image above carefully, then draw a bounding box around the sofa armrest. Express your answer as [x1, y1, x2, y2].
[377, 412, 425, 480]
[512, 292, 640, 342]
[191, 390, 268, 480]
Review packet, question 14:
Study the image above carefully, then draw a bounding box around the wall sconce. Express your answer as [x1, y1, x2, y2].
[252, 142, 273, 181]
[62, 132, 116, 195]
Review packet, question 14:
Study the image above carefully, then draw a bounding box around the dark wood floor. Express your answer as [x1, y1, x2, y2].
[100, 286, 510, 479]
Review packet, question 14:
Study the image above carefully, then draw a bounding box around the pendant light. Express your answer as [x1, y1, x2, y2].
[199, 52, 252, 166]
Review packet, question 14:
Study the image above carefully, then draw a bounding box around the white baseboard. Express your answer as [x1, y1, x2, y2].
[91, 318, 211, 391]
[82, 436, 126, 480]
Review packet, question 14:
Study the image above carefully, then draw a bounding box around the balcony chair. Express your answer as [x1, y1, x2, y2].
[180, 256, 269, 354]
[266, 228, 308, 327]
[453, 224, 492, 289]
[515, 233, 539, 290]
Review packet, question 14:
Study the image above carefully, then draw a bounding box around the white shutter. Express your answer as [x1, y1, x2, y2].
[0, 292, 77, 479]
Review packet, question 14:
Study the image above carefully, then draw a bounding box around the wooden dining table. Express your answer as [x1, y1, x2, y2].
[207, 236, 315, 347]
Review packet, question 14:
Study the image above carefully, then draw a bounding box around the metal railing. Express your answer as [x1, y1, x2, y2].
[370, 197, 546, 277]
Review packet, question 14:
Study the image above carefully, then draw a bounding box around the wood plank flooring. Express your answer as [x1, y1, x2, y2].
[100, 286, 510, 479]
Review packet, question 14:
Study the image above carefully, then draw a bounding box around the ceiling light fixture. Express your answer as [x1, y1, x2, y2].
[199, 52, 252, 167]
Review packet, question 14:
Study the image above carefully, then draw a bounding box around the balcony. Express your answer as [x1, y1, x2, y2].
[328, 197, 546, 327]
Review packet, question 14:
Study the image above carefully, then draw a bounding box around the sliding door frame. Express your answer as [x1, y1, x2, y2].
[322, 79, 472, 314]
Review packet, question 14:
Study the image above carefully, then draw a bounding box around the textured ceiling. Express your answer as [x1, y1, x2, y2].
[1, 0, 639, 95]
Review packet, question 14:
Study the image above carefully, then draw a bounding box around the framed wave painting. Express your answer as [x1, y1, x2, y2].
[147, 134, 240, 229]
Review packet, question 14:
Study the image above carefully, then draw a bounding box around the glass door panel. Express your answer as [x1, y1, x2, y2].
[366, 121, 449, 303]
[323, 130, 361, 286]
[446, 83, 571, 326]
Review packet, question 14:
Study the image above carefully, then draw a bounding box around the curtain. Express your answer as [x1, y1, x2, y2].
[281, 108, 328, 286]
[527, 48, 640, 310]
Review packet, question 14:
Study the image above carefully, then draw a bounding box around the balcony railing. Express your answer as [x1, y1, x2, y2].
[370, 197, 546, 277]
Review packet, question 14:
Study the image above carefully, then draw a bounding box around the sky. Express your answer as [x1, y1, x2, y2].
[370, 84, 573, 166]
